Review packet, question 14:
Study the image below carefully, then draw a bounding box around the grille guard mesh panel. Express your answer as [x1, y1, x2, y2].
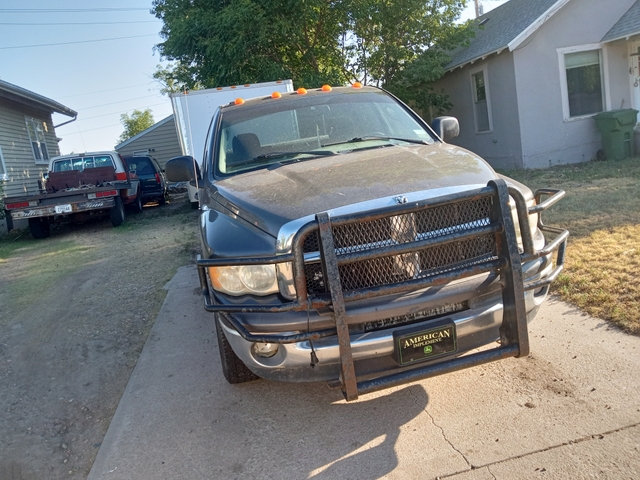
[303, 196, 497, 294]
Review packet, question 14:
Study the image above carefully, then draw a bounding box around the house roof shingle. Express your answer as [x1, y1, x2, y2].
[446, 0, 567, 71]
[602, 0, 640, 42]
[0, 79, 76, 118]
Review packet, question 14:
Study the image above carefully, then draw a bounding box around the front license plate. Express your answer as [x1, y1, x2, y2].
[394, 322, 457, 365]
[55, 204, 72, 214]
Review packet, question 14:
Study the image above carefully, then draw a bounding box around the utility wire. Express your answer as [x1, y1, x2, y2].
[60, 102, 173, 135]
[75, 102, 170, 122]
[60, 123, 124, 135]
[0, 8, 150, 13]
[0, 21, 160, 26]
[57, 82, 158, 99]
[79, 94, 161, 111]
[0, 34, 159, 50]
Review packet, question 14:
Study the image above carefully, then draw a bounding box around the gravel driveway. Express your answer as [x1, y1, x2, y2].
[0, 196, 199, 479]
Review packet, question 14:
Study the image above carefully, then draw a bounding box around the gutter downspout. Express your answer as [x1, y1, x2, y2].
[54, 113, 78, 129]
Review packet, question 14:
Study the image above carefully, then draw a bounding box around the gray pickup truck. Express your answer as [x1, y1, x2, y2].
[167, 85, 568, 401]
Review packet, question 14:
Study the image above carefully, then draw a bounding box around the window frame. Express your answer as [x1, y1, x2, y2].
[0, 146, 8, 181]
[25, 117, 50, 164]
[469, 64, 494, 134]
[558, 43, 609, 122]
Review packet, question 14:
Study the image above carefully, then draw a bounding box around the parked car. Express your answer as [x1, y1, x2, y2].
[123, 155, 167, 206]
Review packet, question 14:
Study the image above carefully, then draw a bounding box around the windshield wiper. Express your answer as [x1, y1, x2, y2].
[227, 150, 336, 169]
[322, 136, 429, 147]
[255, 150, 335, 161]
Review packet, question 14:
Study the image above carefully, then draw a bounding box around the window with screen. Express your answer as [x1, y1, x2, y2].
[471, 69, 491, 132]
[564, 49, 604, 118]
[25, 117, 49, 163]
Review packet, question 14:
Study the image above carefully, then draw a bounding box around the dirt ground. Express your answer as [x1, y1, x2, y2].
[0, 195, 200, 479]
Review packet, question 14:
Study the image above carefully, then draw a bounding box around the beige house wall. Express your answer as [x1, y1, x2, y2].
[0, 97, 60, 199]
[115, 116, 182, 170]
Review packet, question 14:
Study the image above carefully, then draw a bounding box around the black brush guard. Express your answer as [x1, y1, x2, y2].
[197, 179, 568, 400]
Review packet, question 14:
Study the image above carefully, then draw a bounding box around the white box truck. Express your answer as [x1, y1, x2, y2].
[170, 80, 294, 207]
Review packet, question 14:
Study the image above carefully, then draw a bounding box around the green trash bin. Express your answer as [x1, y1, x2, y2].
[593, 109, 638, 160]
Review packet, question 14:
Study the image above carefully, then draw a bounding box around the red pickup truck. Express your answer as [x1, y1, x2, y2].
[4, 151, 141, 238]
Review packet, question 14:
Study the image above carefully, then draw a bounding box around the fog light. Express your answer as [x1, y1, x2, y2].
[252, 342, 279, 358]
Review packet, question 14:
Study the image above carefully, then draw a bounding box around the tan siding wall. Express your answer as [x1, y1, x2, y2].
[116, 117, 182, 169]
[0, 97, 60, 199]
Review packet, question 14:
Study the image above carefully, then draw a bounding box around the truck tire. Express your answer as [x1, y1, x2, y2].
[131, 190, 143, 214]
[5, 210, 13, 232]
[215, 315, 259, 384]
[28, 217, 51, 239]
[110, 196, 126, 227]
[158, 193, 166, 206]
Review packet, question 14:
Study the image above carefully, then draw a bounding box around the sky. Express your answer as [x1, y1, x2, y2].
[0, 0, 508, 156]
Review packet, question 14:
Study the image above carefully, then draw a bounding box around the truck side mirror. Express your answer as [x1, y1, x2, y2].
[431, 116, 460, 142]
[166, 156, 199, 182]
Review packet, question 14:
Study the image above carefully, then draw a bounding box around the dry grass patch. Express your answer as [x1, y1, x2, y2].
[501, 156, 640, 334]
[554, 225, 640, 334]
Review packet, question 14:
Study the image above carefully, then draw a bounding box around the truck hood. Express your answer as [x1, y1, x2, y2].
[212, 143, 497, 238]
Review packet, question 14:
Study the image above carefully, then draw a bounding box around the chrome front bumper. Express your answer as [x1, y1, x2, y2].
[219, 257, 551, 383]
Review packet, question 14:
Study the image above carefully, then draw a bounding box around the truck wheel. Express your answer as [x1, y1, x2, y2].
[131, 190, 143, 213]
[110, 197, 126, 227]
[215, 315, 259, 384]
[28, 218, 51, 239]
[158, 193, 166, 206]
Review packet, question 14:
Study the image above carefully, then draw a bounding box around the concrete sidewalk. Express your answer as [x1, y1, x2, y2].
[88, 266, 640, 479]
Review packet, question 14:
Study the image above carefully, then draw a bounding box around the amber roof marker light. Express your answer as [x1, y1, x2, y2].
[234, 98, 245, 105]
[297, 88, 307, 95]
[321, 85, 332, 92]
[352, 82, 363, 88]
[271, 91, 282, 99]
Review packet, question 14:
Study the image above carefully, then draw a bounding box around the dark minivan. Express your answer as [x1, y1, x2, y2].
[123, 155, 167, 206]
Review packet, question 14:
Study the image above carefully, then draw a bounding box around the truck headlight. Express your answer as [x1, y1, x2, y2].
[209, 265, 279, 296]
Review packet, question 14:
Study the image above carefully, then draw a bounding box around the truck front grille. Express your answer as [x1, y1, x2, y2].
[302, 196, 497, 295]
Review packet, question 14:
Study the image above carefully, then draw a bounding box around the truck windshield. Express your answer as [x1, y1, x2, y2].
[52, 155, 114, 172]
[216, 90, 434, 175]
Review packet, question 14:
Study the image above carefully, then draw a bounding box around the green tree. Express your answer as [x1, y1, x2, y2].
[152, 0, 350, 89]
[153, 63, 203, 95]
[384, 8, 476, 116]
[347, 0, 470, 86]
[151, 0, 472, 109]
[117, 109, 155, 145]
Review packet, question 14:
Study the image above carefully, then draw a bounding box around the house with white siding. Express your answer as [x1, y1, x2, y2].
[114, 115, 182, 170]
[432, 0, 640, 169]
[0, 79, 76, 233]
